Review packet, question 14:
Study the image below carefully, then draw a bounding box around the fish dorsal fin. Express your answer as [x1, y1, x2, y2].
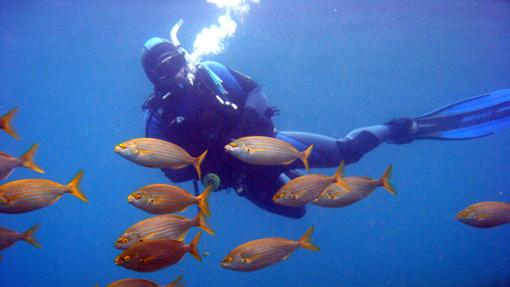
[0, 169, 13, 180]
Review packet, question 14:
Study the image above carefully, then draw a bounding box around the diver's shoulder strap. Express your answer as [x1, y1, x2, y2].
[198, 61, 248, 109]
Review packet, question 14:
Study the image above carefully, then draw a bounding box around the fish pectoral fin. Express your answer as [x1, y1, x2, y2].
[247, 147, 269, 154]
[242, 253, 262, 264]
[136, 149, 154, 156]
[177, 230, 189, 242]
[142, 233, 159, 241]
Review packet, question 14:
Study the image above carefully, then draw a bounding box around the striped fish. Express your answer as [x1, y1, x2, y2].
[221, 227, 319, 272]
[313, 165, 396, 208]
[0, 144, 45, 180]
[0, 107, 19, 140]
[225, 136, 314, 172]
[0, 171, 88, 214]
[0, 224, 41, 251]
[105, 276, 183, 287]
[128, 183, 212, 216]
[115, 210, 213, 250]
[273, 162, 350, 207]
[456, 201, 510, 228]
[115, 232, 202, 272]
[114, 138, 207, 179]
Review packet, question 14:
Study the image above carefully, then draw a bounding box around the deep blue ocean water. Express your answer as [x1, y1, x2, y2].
[1, 1, 510, 286]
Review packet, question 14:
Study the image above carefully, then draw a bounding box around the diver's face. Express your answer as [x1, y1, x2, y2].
[158, 67, 188, 87]
[151, 52, 188, 87]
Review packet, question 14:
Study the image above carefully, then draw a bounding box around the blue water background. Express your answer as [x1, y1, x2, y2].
[1, 1, 510, 286]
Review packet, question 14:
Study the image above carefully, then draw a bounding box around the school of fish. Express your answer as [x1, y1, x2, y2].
[0, 108, 88, 266]
[2, 107, 509, 285]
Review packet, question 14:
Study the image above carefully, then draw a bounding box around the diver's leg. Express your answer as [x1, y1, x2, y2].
[276, 123, 404, 168]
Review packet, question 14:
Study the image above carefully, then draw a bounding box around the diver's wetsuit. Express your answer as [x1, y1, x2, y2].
[144, 61, 398, 218]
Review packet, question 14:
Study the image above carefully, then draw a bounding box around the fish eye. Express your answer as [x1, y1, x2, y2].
[230, 142, 238, 148]
[121, 238, 128, 244]
[118, 143, 127, 150]
[123, 255, 130, 262]
[223, 256, 233, 263]
[458, 211, 469, 218]
[135, 193, 142, 200]
[278, 193, 286, 199]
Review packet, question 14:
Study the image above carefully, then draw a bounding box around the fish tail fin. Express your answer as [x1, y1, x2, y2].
[197, 184, 212, 217]
[22, 224, 42, 248]
[188, 231, 202, 261]
[334, 161, 351, 191]
[1, 107, 20, 140]
[20, 144, 45, 174]
[298, 226, 320, 251]
[379, 165, 396, 196]
[197, 209, 215, 235]
[66, 170, 88, 202]
[193, 150, 208, 180]
[301, 144, 314, 172]
[164, 275, 184, 287]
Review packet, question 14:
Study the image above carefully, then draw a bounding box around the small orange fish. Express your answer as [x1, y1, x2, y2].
[105, 275, 184, 287]
[0, 144, 45, 180]
[456, 201, 510, 228]
[0, 224, 41, 251]
[115, 138, 207, 179]
[128, 183, 212, 216]
[225, 136, 314, 172]
[313, 165, 396, 208]
[115, 232, 202, 272]
[0, 171, 88, 214]
[221, 227, 319, 272]
[273, 162, 350, 207]
[0, 107, 19, 140]
[115, 210, 213, 250]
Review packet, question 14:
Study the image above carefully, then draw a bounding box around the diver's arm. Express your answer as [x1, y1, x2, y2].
[240, 87, 275, 136]
[144, 110, 196, 182]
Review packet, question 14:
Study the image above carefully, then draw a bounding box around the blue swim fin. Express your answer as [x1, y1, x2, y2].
[414, 89, 510, 140]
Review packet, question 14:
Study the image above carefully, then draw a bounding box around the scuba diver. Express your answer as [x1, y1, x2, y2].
[141, 23, 510, 218]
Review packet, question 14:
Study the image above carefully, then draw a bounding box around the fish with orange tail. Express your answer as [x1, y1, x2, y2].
[0, 144, 45, 180]
[104, 275, 184, 287]
[0, 107, 20, 140]
[0, 171, 88, 214]
[225, 136, 314, 172]
[114, 138, 207, 179]
[313, 165, 396, 208]
[221, 227, 319, 272]
[128, 183, 212, 216]
[273, 162, 350, 207]
[0, 224, 41, 251]
[456, 201, 510, 228]
[115, 232, 202, 272]
[115, 210, 213, 250]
